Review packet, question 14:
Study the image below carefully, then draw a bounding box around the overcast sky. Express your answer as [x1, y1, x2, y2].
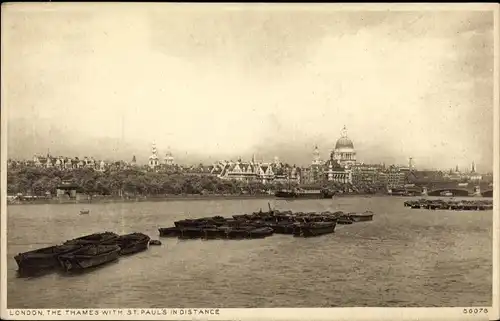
[2, 4, 495, 172]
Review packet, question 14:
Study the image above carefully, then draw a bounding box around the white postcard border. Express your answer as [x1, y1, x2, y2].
[1, 2, 499, 321]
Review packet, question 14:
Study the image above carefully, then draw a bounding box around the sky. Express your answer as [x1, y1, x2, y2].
[2, 4, 496, 172]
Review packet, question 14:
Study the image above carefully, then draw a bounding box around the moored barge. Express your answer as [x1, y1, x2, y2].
[107, 233, 151, 255]
[293, 221, 337, 237]
[14, 243, 84, 272]
[64, 231, 119, 246]
[58, 244, 121, 272]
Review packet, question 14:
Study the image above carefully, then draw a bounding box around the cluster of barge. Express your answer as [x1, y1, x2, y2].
[14, 207, 375, 275]
[14, 232, 160, 275]
[159, 209, 374, 240]
[404, 199, 493, 211]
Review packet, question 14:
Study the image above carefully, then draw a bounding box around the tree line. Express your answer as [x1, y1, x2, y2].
[7, 167, 385, 197]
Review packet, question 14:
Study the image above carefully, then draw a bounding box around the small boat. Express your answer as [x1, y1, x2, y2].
[80, 209, 90, 215]
[293, 221, 337, 237]
[174, 218, 219, 228]
[349, 211, 375, 222]
[226, 227, 251, 239]
[64, 231, 119, 246]
[174, 219, 201, 228]
[336, 214, 354, 224]
[14, 243, 84, 272]
[178, 227, 204, 239]
[440, 191, 453, 197]
[224, 219, 244, 227]
[158, 227, 181, 237]
[209, 216, 228, 225]
[269, 222, 299, 234]
[427, 202, 447, 210]
[110, 233, 151, 255]
[202, 227, 227, 240]
[58, 244, 121, 272]
[247, 227, 274, 238]
[319, 215, 338, 223]
[149, 240, 162, 246]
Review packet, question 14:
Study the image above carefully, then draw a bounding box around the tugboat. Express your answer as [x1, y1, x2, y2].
[275, 188, 335, 199]
[275, 173, 335, 199]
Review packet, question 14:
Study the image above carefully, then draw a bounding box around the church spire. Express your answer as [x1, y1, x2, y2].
[312, 145, 321, 165]
[164, 146, 174, 165]
[149, 141, 159, 170]
[151, 141, 158, 156]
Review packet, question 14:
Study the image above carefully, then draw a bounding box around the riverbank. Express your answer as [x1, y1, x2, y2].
[7, 193, 392, 206]
[6, 194, 276, 206]
[7, 192, 491, 206]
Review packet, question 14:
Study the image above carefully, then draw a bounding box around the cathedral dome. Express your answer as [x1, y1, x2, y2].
[334, 126, 354, 150]
[335, 137, 354, 149]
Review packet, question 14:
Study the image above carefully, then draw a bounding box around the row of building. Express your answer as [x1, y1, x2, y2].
[8, 151, 211, 175]
[8, 126, 486, 189]
[7, 142, 179, 173]
[207, 126, 486, 188]
[8, 155, 139, 172]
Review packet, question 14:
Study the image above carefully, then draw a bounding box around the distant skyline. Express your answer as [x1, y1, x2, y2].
[2, 4, 495, 172]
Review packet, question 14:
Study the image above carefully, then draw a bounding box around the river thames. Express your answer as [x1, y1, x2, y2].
[6, 196, 492, 308]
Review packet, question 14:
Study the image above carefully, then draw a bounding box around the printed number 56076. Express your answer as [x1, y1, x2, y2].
[463, 308, 488, 314]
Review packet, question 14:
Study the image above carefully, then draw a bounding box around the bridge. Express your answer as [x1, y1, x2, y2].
[412, 181, 493, 197]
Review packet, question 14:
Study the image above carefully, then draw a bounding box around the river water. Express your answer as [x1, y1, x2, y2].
[6, 196, 492, 308]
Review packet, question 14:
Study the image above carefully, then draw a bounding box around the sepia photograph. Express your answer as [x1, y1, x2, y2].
[1, 2, 498, 320]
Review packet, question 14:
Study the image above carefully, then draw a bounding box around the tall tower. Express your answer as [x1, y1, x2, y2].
[312, 145, 322, 165]
[164, 147, 175, 166]
[471, 161, 476, 173]
[408, 157, 413, 170]
[148, 142, 160, 169]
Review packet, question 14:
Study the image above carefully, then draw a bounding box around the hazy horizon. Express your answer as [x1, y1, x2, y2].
[2, 4, 495, 172]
